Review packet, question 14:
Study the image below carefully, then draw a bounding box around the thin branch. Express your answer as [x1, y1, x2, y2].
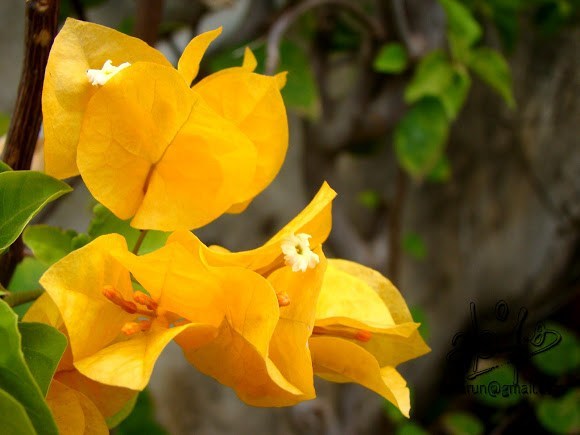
[133, 230, 148, 254]
[134, 0, 164, 46]
[0, 0, 59, 287]
[387, 166, 408, 284]
[265, 0, 385, 75]
[2, 289, 45, 308]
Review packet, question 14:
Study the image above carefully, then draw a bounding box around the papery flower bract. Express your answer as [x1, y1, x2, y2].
[175, 181, 337, 274]
[170, 181, 429, 414]
[77, 62, 257, 231]
[168, 182, 336, 405]
[39, 234, 218, 390]
[310, 259, 431, 417]
[24, 294, 136, 435]
[43, 19, 288, 230]
[38, 231, 298, 409]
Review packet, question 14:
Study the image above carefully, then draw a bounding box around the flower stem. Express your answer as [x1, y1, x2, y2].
[2, 289, 45, 307]
[133, 230, 148, 254]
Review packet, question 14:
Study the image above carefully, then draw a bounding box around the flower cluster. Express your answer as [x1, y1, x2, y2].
[32, 18, 430, 432]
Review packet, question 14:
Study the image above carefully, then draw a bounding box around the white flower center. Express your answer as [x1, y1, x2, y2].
[86, 60, 131, 86]
[281, 233, 319, 272]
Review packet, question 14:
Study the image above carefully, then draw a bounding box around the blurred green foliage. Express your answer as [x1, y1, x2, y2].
[116, 389, 169, 435]
[531, 322, 580, 377]
[373, 43, 408, 74]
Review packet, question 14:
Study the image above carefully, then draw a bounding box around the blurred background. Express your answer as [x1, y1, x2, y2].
[1, 0, 578, 433]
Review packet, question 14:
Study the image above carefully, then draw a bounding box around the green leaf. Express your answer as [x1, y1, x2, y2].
[8, 258, 48, 318]
[442, 411, 484, 435]
[357, 190, 382, 209]
[403, 232, 427, 260]
[439, 0, 482, 61]
[374, 43, 408, 73]
[531, 322, 580, 377]
[0, 389, 36, 435]
[19, 322, 67, 396]
[426, 155, 452, 182]
[535, 389, 580, 434]
[440, 66, 471, 119]
[23, 225, 80, 266]
[0, 171, 71, 254]
[277, 41, 321, 119]
[0, 161, 11, 173]
[0, 299, 58, 434]
[405, 51, 454, 104]
[88, 204, 169, 254]
[405, 51, 470, 120]
[394, 97, 450, 178]
[467, 47, 515, 108]
[487, 0, 520, 52]
[116, 389, 168, 435]
[0, 113, 10, 136]
[396, 422, 429, 435]
[106, 394, 139, 429]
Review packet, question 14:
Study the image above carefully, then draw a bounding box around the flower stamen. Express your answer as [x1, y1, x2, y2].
[102, 285, 156, 317]
[86, 59, 131, 86]
[281, 232, 320, 272]
[133, 291, 158, 311]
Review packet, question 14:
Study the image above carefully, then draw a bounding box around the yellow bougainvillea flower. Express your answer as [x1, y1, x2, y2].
[168, 182, 336, 405]
[24, 293, 136, 435]
[38, 232, 297, 406]
[310, 260, 431, 417]
[170, 181, 428, 413]
[43, 18, 288, 230]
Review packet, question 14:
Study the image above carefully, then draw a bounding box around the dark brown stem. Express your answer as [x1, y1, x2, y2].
[0, 0, 59, 287]
[133, 230, 148, 255]
[387, 166, 408, 284]
[134, 0, 164, 46]
[265, 0, 384, 75]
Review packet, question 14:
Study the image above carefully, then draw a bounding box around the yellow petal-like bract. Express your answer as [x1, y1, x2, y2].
[24, 294, 137, 434]
[43, 19, 288, 231]
[311, 260, 431, 416]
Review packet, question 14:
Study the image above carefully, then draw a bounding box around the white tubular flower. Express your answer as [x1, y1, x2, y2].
[281, 233, 320, 272]
[86, 60, 131, 86]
